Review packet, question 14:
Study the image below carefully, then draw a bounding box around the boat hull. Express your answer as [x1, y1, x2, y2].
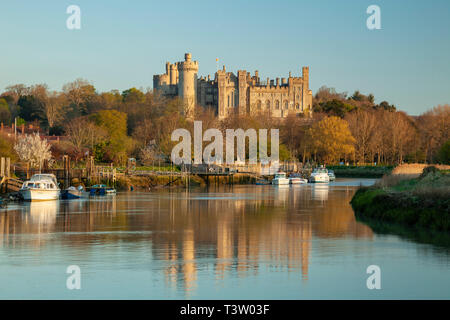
[20, 189, 60, 201]
[289, 178, 308, 184]
[61, 190, 90, 200]
[272, 178, 290, 185]
[309, 176, 330, 183]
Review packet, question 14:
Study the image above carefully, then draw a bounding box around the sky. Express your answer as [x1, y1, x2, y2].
[0, 0, 449, 115]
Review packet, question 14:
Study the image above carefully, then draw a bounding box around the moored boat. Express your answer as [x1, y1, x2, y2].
[61, 186, 90, 199]
[89, 184, 117, 196]
[328, 170, 336, 181]
[272, 172, 290, 185]
[288, 173, 308, 184]
[289, 177, 308, 184]
[309, 167, 330, 183]
[19, 174, 60, 201]
[256, 178, 271, 185]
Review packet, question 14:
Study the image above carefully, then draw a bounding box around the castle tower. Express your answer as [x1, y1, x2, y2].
[178, 53, 198, 119]
[302, 66, 310, 113]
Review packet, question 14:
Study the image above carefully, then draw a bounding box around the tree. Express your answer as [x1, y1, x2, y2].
[65, 117, 107, 157]
[14, 133, 52, 172]
[314, 99, 355, 117]
[45, 91, 66, 128]
[281, 114, 304, 158]
[122, 88, 145, 104]
[62, 79, 97, 115]
[376, 101, 396, 112]
[345, 109, 377, 163]
[4, 84, 28, 105]
[437, 140, 450, 164]
[0, 132, 17, 161]
[0, 98, 11, 124]
[91, 110, 134, 164]
[17, 95, 46, 122]
[416, 105, 450, 163]
[308, 116, 355, 164]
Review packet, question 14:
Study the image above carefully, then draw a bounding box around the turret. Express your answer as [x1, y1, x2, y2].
[177, 53, 199, 119]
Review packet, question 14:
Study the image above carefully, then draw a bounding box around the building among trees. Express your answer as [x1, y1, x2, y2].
[153, 53, 313, 119]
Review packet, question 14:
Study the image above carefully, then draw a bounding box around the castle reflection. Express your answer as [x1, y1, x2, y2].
[0, 185, 373, 296]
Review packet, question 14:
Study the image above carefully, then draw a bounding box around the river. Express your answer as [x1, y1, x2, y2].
[0, 178, 449, 299]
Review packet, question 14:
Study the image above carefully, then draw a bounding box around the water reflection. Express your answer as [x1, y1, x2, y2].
[0, 184, 374, 297]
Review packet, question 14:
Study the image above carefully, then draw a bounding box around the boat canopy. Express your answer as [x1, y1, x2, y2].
[29, 174, 57, 184]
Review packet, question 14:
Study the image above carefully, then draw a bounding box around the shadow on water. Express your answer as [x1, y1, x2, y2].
[356, 216, 450, 252]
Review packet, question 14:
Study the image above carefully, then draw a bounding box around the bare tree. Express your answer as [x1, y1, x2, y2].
[65, 117, 107, 153]
[45, 92, 66, 128]
[416, 105, 450, 163]
[345, 109, 377, 164]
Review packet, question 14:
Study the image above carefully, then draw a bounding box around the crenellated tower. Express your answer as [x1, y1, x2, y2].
[177, 53, 198, 119]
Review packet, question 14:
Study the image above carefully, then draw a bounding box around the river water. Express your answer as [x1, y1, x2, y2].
[0, 178, 449, 299]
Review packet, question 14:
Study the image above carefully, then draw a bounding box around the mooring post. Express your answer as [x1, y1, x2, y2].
[0, 157, 5, 178]
[6, 157, 10, 178]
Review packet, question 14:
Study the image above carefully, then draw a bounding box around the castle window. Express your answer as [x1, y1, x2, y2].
[296, 103, 300, 109]
[284, 101, 288, 110]
[266, 100, 270, 110]
[275, 100, 280, 109]
[228, 95, 230, 107]
[257, 100, 262, 110]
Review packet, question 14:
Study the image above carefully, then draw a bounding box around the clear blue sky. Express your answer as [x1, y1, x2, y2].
[1, 0, 449, 115]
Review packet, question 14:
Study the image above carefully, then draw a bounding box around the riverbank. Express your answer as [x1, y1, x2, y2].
[351, 167, 450, 231]
[327, 165, 393, 178]
[113, 173, 257, 191]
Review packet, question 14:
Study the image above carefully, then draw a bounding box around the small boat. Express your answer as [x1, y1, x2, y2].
[89, 184, 117, 196]
[19, 174, 60, 201]
[288, 173, 308, 184]
[309, 167, 330, 183]
[289, 177, 308, 184]
[61, 186, 90, 199]
[272, 172, 290, 185]
[256, 178, 271, 185]
[328, 170, 336, 181]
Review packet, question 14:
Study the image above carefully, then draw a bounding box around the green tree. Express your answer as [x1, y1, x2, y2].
[315, 99, 355, 117]
[0, 98, 11, 124]
[92, 110, 134, 164]
[17, 95, 45, 122]
[122, 88, 145, 104]
[437, 140, 450, 164]
[0, 133, 17, 161]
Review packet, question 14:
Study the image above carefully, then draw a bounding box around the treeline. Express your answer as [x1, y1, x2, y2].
[0, 81, 449, 166]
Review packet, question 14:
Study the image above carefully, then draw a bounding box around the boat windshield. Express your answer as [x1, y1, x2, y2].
[30, 174, 57, 184]
[313, 168, 328, 174]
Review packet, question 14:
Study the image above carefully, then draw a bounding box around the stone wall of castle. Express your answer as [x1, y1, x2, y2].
[153, 53, 313, 119]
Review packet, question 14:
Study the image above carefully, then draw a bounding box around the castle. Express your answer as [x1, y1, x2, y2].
[153, 53, 313, 119]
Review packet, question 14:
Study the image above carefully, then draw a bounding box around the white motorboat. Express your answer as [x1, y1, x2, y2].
[289, 177, 308, 184]
[19, 174, 60, 201]
[328, 170, 336, 181]
[288, 173, 308, 184]
[272, 172, 290, 185]
[309, 167, 330, 183]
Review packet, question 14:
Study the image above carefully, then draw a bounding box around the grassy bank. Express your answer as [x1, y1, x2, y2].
[97, 173, 257, 191]
[351, 167, 450, 231]
[327, 165, 393, 178]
